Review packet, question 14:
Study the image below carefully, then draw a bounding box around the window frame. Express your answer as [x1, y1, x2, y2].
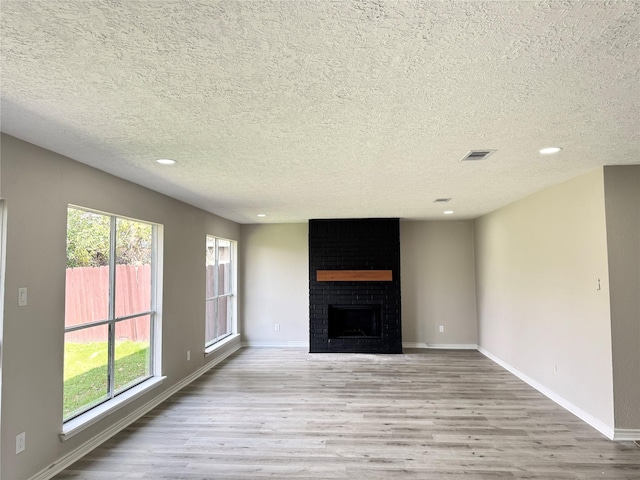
[205, 235, 236, 349]
[61, 206, 164, 438]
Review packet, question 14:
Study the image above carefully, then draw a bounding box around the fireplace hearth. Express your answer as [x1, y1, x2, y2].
[309, 218, 402, 354]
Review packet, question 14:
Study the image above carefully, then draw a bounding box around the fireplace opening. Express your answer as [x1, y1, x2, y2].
[328, 305, 382, 339]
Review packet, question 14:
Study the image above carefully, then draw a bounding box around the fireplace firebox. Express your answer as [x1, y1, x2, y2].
[328, 305, 382, 339]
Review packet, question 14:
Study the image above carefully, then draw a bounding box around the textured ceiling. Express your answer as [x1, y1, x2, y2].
[1, 0, 639, 224]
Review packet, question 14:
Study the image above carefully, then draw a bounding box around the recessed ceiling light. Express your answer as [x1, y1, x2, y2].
[539, 147, 562, 155]
[257, 214, 267, 217]
[444, 210, 454, 215]
[156, 158, 176, 165]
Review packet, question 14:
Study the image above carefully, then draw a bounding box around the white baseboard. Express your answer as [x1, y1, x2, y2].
[403, 342, 478, 350]
[242, 340, 309, 348]
[31, 339, 242, 480]
[477, 346, 616, 440]
[613, 429, 640, 441]
[242, 342, 479, 350]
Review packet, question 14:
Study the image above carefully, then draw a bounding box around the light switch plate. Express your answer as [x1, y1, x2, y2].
[18, 287, 27, 307]
[16, 432, 25, 454]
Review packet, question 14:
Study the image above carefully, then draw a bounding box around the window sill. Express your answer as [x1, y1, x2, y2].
[205, 333, 240, 357]
[60, 376, 166, 441]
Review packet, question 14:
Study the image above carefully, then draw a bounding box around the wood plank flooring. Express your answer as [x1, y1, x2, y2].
[54, 348, 640, 479]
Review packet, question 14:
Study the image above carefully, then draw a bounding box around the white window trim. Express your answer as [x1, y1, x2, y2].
[205, 332, 240, 356]
[62, 207, 164, 435]
[60, 376, 166, 441]
[205, 236, 237, 348]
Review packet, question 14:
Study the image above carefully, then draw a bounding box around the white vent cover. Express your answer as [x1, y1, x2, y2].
[460, 149, 496, 161]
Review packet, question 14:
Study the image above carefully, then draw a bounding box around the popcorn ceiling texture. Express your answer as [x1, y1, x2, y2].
[1, 0, 638, 223]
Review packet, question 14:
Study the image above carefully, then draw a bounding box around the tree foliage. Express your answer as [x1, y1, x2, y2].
[115, 218, 153, 266]
[66, 208, 152, 268]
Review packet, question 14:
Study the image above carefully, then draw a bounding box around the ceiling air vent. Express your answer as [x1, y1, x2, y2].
[460, 149, 496, 161]
[434, 198, 451, 203]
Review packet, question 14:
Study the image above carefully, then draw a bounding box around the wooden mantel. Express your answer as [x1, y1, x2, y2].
[316, 270, 393, 282]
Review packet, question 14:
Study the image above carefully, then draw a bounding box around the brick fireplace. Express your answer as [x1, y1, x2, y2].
[308, 218, 402, 353]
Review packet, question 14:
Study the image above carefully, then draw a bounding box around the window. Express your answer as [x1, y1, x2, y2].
[63, 207, 158, 422]
[205, 236, 235, 347]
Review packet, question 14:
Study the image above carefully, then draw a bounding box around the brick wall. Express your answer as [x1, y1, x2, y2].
[309, 218, 402, 353]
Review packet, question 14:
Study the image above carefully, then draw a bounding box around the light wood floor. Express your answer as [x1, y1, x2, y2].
[54, 348, 640, 479]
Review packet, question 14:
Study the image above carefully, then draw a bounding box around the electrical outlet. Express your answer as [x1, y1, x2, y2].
[16, 432, 25, 454]
[274, 323, 280, 332]
[439, 325, 444, 333]
[187, 350, 191, 361]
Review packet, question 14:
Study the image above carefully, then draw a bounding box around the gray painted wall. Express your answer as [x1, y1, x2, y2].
[239, 223, 310, 346]
[603, 165, 640, 430]
[400, 221, 477, 346]
[474, 168, 615, 430]
[1, 134, 240, 480]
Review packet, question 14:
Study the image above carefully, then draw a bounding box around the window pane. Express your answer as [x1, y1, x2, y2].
[217, 296, 232, 338]
[218, 239, 232, 295]
[115, 218, 153, 318]
[205, 236, 215, 299]
[114, 315, 152, 394]
[65, 208, 110, 326]
[63, 324, 109, 420]
[205, 299, 216, 343]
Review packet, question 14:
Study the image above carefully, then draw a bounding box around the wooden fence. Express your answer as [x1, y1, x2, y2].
[65, 264, 231, 343]
[205, 264, 231, 340]
[65, 265, 151, 343]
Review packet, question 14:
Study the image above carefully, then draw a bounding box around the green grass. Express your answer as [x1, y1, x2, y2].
[64, 341, 149, 419]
